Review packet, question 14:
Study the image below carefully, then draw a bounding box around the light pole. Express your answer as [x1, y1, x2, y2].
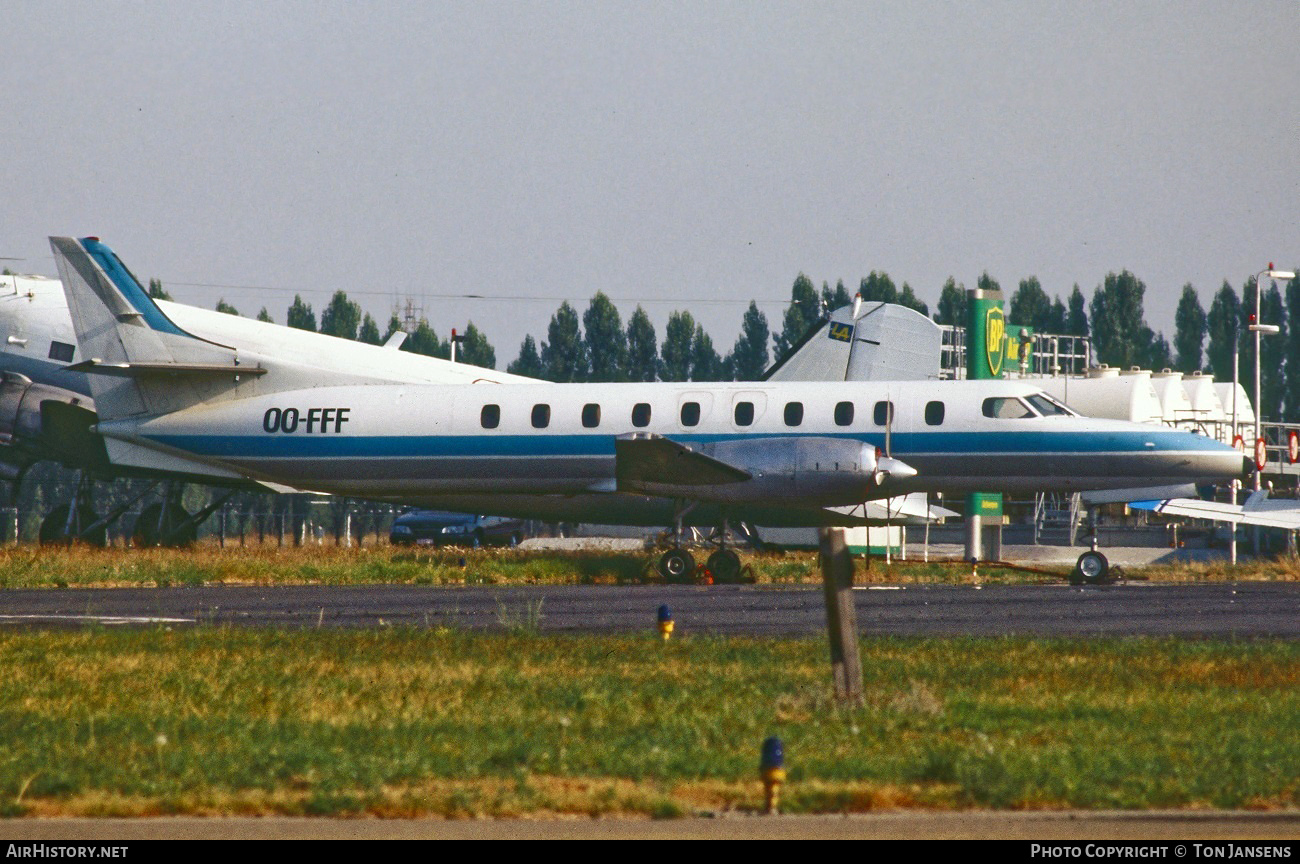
[1248, 265, 1295, 556]
[1251, 265, 1295, 492]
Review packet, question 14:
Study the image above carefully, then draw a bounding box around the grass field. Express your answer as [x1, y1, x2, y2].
[1, 628, 1296, 817]
[2, 543, 1299, 590]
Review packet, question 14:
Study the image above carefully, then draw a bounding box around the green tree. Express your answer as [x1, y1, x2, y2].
[458, 321, 496, 370]
[1284, 275, 1300, 420]
[507, 335, 544, 378]
[774, 273, 821, 357]
[1259, 280, 1287, 422]
[1145, 332, 1172, 371]
[934, 277, 966, 325]
[384, 314, 404, 341]
[358, 312, 382, 345]
[729, 301, 770, 381]
[256, 307, 273, 323]
[540, 301, 588, 382]
[1066, 285, 1088, 336]
[1009, 277, 1051, 328]
[689, 324, 725, 381]
[582, 292, 627, 382]
[897, 282, 929, 316]
[215, 299, 240, 316]
[319, 291, 362, 340]
[287, 295, 317, 332]
[1046, 297, 1067, 334]
[403, 318, 449, 358]
[625, 306, 658, 382]
[1205, 281, 1240, 383]
[1238, 277, 1259, 398]
[659, 310, 696, 382]
[821, 279, 852, 311]
[859, 271, 899, 304]
[148, 278, 172, 301]
[1089, 271, 1153, 369]
[1173, 284, 1207, 373]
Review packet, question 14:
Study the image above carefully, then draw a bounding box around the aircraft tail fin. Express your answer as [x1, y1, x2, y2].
[763, 301, 942, 382]
[49, 236, 255, 420]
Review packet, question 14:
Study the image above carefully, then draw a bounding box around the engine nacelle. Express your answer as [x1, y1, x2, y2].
[620, 435, 916, 508]
[0, 372, 94, 468]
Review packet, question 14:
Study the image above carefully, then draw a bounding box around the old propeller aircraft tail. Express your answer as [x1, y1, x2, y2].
[49, 236, 263, 422]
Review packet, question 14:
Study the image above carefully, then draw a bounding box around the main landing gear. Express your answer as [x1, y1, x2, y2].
[38, 472, 108, 546]
[652, 504, 752, 584]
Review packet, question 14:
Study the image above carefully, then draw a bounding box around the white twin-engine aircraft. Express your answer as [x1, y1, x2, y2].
[49, 236, 1242, 577]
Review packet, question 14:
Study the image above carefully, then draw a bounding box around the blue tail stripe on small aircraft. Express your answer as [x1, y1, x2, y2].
[79, 238, 187, 337]
[142, 428, 1230, 460]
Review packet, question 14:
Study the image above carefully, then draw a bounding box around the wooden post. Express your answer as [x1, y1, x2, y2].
[819, 527, 863, 704]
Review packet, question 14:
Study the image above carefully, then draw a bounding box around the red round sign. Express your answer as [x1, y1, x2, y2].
[1289, 430, 1299, 464]
[1255, 437, 1268, 472]
[1232, 435, 1246, 454]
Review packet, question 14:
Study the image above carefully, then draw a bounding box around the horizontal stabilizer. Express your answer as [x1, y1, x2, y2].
[828, 493, 957, 525]
[615, 432, 751, 491]
[64, 360, 266, 378]
[1130, 491, 1300, 529]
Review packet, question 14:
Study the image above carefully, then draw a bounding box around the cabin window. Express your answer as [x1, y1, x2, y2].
[1026, 393, 1072, 416]
[982, 397, 1034, 419]
[834, 401, 854, 427]
[480, 404, 500, 429]
[582, 403, 601, 428]
[49, 341, 75, 362]
[531, 404, 551, 428]
[680, 401, 701, 427]
[873, 400, 894, 426]
[734, 401, 755, 426]
[925, 401, 945, 426]
[632, 403, 652, 427]
[784, 402, 804, 426]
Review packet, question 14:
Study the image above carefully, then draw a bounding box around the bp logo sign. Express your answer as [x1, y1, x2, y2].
[985, 307, 1006, 376]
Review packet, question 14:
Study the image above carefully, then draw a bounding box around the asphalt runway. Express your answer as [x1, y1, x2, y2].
[1, 581, 1297, 637]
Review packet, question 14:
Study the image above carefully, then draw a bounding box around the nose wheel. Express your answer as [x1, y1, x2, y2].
[1071, 550, 1110, 585]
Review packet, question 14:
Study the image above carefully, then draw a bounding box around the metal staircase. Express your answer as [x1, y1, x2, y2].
[1034, 492, 1081, 546]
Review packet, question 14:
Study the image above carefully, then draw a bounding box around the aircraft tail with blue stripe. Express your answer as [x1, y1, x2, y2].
[49, 236, 264, 421]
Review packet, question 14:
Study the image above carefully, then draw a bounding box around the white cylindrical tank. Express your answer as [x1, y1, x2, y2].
[1039, 366, 1164, 423]
[1150, 369, 1194, 425]
[1214, 382, 1255, 437]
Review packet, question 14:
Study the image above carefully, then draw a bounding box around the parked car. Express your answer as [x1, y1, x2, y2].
[389, 510, 527, 547]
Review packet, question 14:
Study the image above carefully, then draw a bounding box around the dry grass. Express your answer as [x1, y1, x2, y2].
[4, 542, 1299, 590]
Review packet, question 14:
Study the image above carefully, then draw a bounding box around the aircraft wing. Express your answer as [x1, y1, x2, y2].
[1129, 491, 1300, 530]
[615, 433, 752, 491]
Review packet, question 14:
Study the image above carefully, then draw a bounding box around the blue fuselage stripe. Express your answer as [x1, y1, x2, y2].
[143, 429, 1227, 460]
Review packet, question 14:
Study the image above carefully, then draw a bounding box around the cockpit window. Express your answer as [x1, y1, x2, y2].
[1026, 393, 1074, 417]
[982, 397, 1035, 419]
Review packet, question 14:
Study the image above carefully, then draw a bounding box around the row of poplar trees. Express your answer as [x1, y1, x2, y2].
[175, 265, 1300, 423]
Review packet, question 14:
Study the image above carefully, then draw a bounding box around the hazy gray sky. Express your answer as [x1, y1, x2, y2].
[3, 1, 1297, 362]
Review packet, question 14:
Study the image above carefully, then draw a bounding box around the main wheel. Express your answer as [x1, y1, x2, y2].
[658, 548, 696, 583]
[1073, 550, 1109, 585]
[707, 549, 742, 584]
[132, 502, 197, 548]
[39, 504, 107, 546]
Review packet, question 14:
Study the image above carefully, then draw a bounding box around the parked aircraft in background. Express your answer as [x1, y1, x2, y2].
[0, 257, 529, 543]
[46, 235, 1243, 579]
